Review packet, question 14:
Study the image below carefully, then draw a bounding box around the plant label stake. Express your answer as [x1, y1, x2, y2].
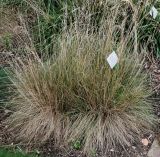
[150, 6, 158, 19]
[106, 51, 118, 69]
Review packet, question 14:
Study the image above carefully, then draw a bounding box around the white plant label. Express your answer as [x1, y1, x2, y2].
[150, 6, 158, 19]
[106, 51, 118, 69]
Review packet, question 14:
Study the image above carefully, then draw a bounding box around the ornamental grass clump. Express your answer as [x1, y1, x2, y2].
[7, 1, 155, 156]
[7, 33, 155, 155]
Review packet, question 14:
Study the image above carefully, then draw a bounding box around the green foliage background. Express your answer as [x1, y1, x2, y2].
[0, 149, 37, 157]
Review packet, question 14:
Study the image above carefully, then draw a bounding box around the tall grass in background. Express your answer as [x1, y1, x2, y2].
[1, 0, 159, 57]
[20, 0, 160, 58]
[6, 1, 155, 156]
[2, 0, 138, 56]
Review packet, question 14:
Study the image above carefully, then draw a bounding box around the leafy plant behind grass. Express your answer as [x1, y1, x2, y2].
[138, 0, 160, 58]
[0, 149, 36, 157]
[6, 2, 155, 156]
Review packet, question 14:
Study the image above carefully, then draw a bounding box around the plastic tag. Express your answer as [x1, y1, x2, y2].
[106, 51, 118, 69]
[150, 6, 158, 19]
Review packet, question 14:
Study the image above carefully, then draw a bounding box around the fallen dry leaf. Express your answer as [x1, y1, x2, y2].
[141, 138, 149, 146]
